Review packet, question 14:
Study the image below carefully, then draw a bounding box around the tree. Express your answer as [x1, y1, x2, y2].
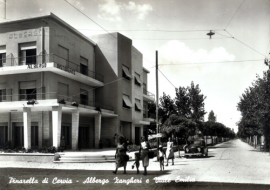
[175, 86, 190, 118]
[208, 110, 216, 122]
[188, 81, 207, 122]
[159, 92, 176, 124]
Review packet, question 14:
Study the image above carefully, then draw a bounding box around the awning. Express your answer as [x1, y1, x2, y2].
[135, 102, 142, 110]
[19, 81, 36, 89]
[20, 42, 36, 50]
[134, 75, 142, 85]
[138, 120, 150, 125]
[122, 66, 131, 79]
[123, 95, 132, 107]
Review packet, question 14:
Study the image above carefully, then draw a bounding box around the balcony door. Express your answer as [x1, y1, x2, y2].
[19, 81, 36, 100]
[19, 42, 37, 65]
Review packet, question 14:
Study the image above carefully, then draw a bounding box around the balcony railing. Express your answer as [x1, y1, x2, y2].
[2, 54, 104, 82]
[0, 89, 113, 111]
[143, 89, 155, 99]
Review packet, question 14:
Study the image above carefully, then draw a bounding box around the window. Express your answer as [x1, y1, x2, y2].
[58, 45, 69, 67]
[143, 104, 147, 117]
[19, 42, 37, 65]
[0, 83, 6, 102]
[122, 65, 131, 81]
[0, 46, 6, 67]
[135, 99, 142, 112]
[143, 83, 147, 95]
[19, 81, 36, 100]
[80, 56, 88, 76]
[134, 72, 142, 86]
[0, 90, 6, 102]
[58, 82, 69, 100]
[80, 89, 88, 105]
[123, 94, 132, 109]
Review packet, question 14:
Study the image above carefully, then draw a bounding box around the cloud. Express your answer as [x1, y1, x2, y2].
[67, 0, 85, 11]
[159, 40, 235, 64]
[125, 1, 153, 20]
[98, 0, 153, 22]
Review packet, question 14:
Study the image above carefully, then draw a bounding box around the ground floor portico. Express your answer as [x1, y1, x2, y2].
[0, 99, 118, 150]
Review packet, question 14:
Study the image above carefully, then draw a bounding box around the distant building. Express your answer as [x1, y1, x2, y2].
[0, 13, 155, 150]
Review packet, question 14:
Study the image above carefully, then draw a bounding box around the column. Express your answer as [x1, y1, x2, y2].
[94, 113, 101, 148]
[71, 109, 79, 150]
[23, 107, 31, 150]
[52, 106, 62, 148]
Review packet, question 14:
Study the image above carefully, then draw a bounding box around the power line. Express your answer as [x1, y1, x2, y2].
[78, 29, 224, 33]
[132, 37, 230, 41]
[153, 59, 263, 67]
[158, 69, 176, 89]
[224, 29, 266, 57]
[225, 0, 246, 29]
[64, 0, 116, 40]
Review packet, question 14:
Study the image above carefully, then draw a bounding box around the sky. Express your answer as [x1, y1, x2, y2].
[0, 0, 269, 132]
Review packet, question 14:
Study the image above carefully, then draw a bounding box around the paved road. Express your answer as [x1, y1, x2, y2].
[1, 139, 270, 190]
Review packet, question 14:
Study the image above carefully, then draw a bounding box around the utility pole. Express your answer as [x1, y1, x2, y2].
[4, 0, 6, 19]
[155, 50, 159, 160]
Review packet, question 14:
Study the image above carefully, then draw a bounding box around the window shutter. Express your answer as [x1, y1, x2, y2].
[19, 81, 36, 89]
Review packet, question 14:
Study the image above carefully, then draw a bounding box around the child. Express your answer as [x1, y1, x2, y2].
[158, 145, 165, 171]
[132, 152, 140, 174]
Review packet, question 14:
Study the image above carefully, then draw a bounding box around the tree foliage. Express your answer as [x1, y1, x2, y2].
[208, 110, 216, 122]
[237, 68, 270, 149]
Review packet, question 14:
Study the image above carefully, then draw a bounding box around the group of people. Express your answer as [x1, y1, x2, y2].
[112, 136, 175, 175]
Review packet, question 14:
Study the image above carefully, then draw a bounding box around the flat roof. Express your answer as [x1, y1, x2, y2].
[0, 13, 96, 46]
[143, 67, 150, 73]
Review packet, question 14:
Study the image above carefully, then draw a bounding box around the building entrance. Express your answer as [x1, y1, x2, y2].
[135, 127, 141, 145]
[0, 126, 8, 148]
[79, 126, 89, 149]
[61, 126, 71, 149]
[14, 126, 24, 148]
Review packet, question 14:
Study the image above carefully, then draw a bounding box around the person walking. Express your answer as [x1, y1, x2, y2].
[139, 136, 150, 175]
[113, 136, 128, 174]
[166, 137, 174, 166]
[158, 145, 165, 171]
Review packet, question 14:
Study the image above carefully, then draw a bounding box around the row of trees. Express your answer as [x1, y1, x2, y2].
[237, 66, 270, 150]
[148, 81, 235, 141]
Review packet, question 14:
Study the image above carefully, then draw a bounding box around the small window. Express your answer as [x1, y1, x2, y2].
[122, 65, 131, 81]
[135, 99, 142, 112]
[134, 73, 142, 86]
[123, 94, 132, 109]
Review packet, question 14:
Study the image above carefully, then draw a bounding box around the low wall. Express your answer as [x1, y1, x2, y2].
[0, 153, 55, 163]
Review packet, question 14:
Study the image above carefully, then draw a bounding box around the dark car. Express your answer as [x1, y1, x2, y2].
[183, 139, 208, 158]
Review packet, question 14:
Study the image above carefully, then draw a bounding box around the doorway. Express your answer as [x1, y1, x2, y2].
[135, 127, 141, 145]
[79, 126, 89, 149]
[14, 126, 24, 148]
[61, 126, 71, 149]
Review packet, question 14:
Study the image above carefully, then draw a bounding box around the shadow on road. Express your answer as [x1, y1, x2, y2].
[185, 155, 215, 159]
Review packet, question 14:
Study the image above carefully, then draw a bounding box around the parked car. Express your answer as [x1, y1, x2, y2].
[183, 139, 208, 158]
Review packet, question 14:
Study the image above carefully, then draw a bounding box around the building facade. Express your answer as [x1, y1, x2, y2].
[0, 13, 154, 150]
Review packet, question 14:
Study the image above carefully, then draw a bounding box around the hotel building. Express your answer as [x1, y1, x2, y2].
[0, 13, 155, 150]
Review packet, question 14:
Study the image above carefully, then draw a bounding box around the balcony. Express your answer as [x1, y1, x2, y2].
[0, 54, 104, 87]
[143, 89, 155, 102]
[0, 87, 114, 113]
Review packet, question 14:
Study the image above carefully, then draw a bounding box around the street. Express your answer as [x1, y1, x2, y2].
[1, 139, 270, 190]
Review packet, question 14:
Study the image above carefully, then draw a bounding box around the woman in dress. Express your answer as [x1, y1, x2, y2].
[139, 136, 151, 175]
[113, 136, 128, 174]
[166, 137, 174, 166]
